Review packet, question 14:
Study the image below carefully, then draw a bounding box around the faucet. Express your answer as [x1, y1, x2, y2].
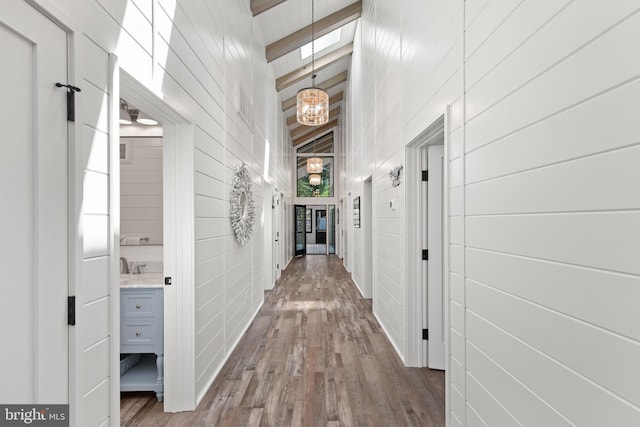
[132, 262, 146, 275]
[120, 257, 129, 274]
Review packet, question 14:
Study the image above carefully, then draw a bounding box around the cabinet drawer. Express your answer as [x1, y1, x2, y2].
[120, 288, 163, 353]
[121, 320, 162, 353]
[122, 322, 154, 344]
[122, 292, 158, 317]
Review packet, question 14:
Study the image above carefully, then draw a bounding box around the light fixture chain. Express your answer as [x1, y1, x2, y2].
[311, 0, 315, 86]
[296, 0, 329, 127]
[313, 130, 317, 156]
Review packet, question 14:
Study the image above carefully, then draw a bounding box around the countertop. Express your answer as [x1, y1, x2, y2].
[120, 273, 164, 288]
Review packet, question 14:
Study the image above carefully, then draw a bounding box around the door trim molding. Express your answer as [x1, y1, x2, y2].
[117, 71, 196, 412]
[294, 204, 307, 256]
[108, 52, 122, 425]
[404, 113, 449, 368]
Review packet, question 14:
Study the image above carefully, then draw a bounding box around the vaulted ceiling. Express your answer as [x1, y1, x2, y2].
[251, 0, 361, 148]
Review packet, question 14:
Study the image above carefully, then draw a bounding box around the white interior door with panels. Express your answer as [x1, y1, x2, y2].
[420, 143, 446, 369]
[427, 144, 445, 370]
[0, 0, 69, 403]
[273, 190, 281, 282]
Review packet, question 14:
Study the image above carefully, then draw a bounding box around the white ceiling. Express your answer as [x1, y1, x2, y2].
[256, 0, 357, 45]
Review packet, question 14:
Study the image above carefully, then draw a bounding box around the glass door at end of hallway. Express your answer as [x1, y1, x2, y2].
[295, 204, 336, 255]
[295, 205, 306, 256]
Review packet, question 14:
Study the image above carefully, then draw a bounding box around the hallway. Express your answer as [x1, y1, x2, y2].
[121, 255, 445, 426]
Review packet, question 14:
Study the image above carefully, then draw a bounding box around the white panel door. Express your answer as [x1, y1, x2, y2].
[428, 144, 445, 370]
[273, 191, 280, 282]
[0, 0, 69, 403]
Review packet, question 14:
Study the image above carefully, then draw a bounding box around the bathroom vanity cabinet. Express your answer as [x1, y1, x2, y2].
[120, 286, 164, 401]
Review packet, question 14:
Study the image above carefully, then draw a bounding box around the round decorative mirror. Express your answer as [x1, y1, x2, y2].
[230, 163, 255, 246]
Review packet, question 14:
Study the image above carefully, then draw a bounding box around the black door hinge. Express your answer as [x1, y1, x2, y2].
[55, 83, 81, 122]
[422, 170, 428, 181]
[423, 329, 429, 340]
[422, 249, 429, 260]
[164, 277, 172, 285]
[68, 296, 76, 325]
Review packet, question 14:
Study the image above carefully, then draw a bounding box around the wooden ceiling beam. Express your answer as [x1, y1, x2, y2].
[265, 1, 362, 63]
[281, 71, 347, 111]
[250, 0, 288, 17]
[292, 119, 339, 147]
[287, 91, 344, 126]
[290, 107, 341, 139]
[276, 43, 353, 92]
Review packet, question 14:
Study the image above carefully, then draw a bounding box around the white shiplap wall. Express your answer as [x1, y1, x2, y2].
[348, 0, 462, 363]
[120, 136, 163, 245]
[347, 0, 640, 425]
[463, 1, 640, 425]
[77, 31, 113, 427]
[343, 2, 376, 297]
[34, 0, 289, 422]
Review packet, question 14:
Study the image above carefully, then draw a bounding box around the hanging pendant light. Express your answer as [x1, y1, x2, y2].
[296, 0, 329, 126]
[308, 173, 321, 186]
[306, 157, 323, 174]
[297, 87, 329, 126]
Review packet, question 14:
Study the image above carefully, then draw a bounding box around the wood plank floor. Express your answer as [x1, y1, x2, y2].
[121, 255, 445, 426]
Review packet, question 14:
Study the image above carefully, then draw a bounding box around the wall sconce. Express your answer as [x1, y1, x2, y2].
[119, 99, 132, 125]
[389, 165, 403, 187]
[134, 110, 158, 126]
[119, 98, 158, 126]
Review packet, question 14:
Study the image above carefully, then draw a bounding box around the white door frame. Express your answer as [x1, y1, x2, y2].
[404, 112, 450, 368]
[273, 189, 280, 283]
[108, 54, 121, 423]
[274, 189, 282, 281]
[115, 71, 196, 412]
[263, 181, 275, 290]
[281, 193, 289, 269]
[339, 198, 344, 260]
[362, 177, 373, 298]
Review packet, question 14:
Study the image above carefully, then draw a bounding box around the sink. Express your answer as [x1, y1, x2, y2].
[120, 273, 163, 288]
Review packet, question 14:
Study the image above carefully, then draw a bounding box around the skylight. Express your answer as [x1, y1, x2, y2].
[300, 28, 341, 59]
